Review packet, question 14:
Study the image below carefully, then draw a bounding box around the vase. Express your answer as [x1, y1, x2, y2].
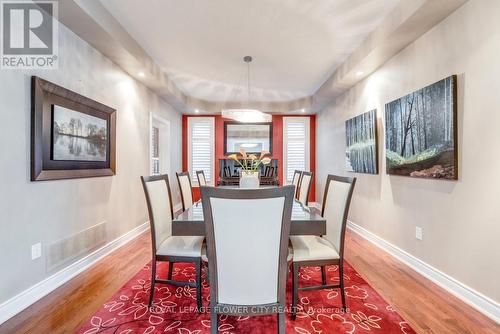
[239, 170, 260, 188]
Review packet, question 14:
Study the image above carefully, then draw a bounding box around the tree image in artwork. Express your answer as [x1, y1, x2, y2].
[52, 105, 108, 162]
[385, 75, 457, 179]
[345, 109, 378, 174]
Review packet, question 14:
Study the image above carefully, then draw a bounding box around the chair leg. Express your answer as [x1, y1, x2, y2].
[195, 260, 202, 312]
[286, 262, 290, 282]
[340, 262, 347, 312]
[291, 263, 299, 320]
[205, 262, 210, 284]
[148, 260, 157, 307]
[321, 266, 327, 285]
[211, 309, 218, 334]
[277, 312, 285, 334]
[168, 261, 174, 280]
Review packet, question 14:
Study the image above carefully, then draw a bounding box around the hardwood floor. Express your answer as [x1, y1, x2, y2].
[345, 232, 499, 334]
[0, 230, 498, 334]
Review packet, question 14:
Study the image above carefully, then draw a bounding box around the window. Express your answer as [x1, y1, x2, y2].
[188, 117, 215, 185]
[283, 117, 310, 183]
[151, 126, 160, 175]
[150, 116, 171, 176]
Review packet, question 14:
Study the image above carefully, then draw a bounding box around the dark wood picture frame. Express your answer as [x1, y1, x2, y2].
[31, 76, 116, 181]
[223, 122, 273, 155]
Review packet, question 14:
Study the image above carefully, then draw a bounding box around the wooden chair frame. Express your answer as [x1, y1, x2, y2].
[196, 170, 207, 186]
[176, 171, 194, 212]
[200, 186, 295, 334]
[292, 170, 302, 199]
[297, 171, 313, 206]
[141, 174, 203, 310]
[291, 175, 356, 318]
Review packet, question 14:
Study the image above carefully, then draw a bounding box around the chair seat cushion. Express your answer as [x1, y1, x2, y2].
[290, 236, 339, 262]
[157, 236, 204, 258]
[201, 244, 208, 262]
[287, 245, 293, 262]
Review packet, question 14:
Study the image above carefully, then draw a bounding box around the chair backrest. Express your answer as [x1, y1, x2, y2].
[263, 166, 270, 177]
[201, 186, 294, 309]
[196, 170, 207, 186]
[291, 170, 302, 198]
[141, 175, 174, 253]
[322, 175, 356, 257]
[297, 171, 313, 206]
[176, 171, 193, 211]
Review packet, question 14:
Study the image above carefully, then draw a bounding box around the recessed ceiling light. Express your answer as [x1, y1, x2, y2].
[356, 71, 364, 76]
[194, 109, 200, 114]
[138, 71, 145, 77]
[301, 109, 306, 113]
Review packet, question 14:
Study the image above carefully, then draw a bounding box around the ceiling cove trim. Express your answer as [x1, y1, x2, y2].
[312, 0, 468, 112]
[58, 0, 466, 114]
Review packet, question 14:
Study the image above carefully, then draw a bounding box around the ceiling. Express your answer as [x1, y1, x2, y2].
[100, 0, 400, 102]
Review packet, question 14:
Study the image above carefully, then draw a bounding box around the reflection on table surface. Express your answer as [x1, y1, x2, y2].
[176, 200, 320, 222]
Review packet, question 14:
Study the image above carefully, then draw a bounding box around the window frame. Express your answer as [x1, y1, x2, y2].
[188, 117, 215, 186]
[283, 116, 310, 184]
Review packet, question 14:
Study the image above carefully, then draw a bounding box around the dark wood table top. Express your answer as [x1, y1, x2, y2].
[172, 199, 326, 236]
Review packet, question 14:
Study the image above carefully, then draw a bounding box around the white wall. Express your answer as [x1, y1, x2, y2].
[316, 0, 500, 304]
[0, 23, 182, 303]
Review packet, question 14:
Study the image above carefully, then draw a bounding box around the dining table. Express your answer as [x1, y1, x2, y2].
[172, 186, 326, 236]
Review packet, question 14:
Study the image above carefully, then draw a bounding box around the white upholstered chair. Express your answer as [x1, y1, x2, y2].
[196, 170, 207, 186]
[141, 174, 204, 310]
[297, 171, 313, 206]
[201, 186, 295, 334]
[290, 175, 356, 318]
[176, 171, 194, 211]
[291, 170, 302, 199]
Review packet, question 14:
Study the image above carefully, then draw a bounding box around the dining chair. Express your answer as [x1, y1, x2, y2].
[269, 166, 275, 177]
[297, 171, 313, 206]
[176, 171, 193, 212]
[264, 165, 271, 177]
[200, 186, 295, 334]
[196, 170, 207, 186]
[140, 174, 204, 310]
[290, 175, 356, 318]
[291, 170, 302, 199]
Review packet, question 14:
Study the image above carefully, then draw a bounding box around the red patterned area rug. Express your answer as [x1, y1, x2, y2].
[78, 261, 415, 334]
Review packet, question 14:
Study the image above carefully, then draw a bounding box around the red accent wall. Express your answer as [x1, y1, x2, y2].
[182, 115, 316, 202]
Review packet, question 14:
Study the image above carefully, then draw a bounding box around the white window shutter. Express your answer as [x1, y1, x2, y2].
[151, 126, 160, 175]
[188, 117, 215, 185]
[283, 117, 310, 183]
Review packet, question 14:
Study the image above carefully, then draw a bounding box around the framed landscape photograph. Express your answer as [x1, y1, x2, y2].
[31, 76, 116, 181]
[52, 105, 108, 162]
[385, 75, 457, 179]
[345, 109, 378, 174]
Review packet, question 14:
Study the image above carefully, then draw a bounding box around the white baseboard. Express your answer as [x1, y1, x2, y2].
[347, 221, 500, 324]
[0, 222, 150, 325]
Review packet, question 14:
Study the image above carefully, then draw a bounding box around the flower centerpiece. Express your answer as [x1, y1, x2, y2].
[227, 149, 271, 188]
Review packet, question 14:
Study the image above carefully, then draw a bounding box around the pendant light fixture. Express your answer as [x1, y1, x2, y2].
[222, 56, 272, 123]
